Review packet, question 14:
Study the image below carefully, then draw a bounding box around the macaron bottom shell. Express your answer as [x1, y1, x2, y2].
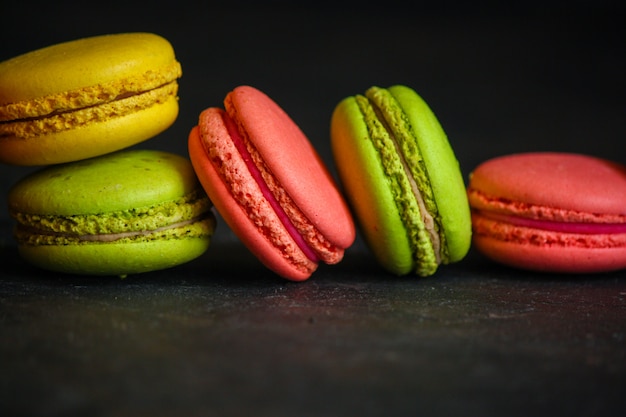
[473, 234, 626, 274]
[0, 95, 179, 166]
[331, 98, 415, 275]
[189, 125, 316, 281]
[18, 235, 212, 277]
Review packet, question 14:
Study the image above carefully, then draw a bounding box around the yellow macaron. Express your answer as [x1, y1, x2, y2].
[0, 32, 182, 166]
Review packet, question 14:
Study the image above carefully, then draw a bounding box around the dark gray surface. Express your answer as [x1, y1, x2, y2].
[1, 2, 625, 416]
[2, 244, 626, 417]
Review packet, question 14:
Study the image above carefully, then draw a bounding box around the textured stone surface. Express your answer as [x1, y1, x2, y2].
[1, 243, 625, 416]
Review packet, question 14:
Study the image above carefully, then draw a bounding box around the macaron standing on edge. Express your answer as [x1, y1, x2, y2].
[8, 150, 217, 277]
[467, 152, 626, 273]
[188, 85, 355, 281]
[0, 32, 182, 166]
[331, 85, 472, 277]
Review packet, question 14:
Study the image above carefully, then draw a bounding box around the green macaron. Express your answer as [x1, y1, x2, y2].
[8, 149, 216, 277]
[331, 85, 471, 276]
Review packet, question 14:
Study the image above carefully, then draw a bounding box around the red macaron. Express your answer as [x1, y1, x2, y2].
[188, 86, 355, 281]
[467, 152, 626, 273]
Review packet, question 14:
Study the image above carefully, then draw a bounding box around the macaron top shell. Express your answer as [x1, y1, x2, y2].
[9, 150, 201, 216]
[0, 32, 181, 120]
[468, 152, 626, 217]
[225, 86, 355, 249]
[389, 86, 471, 262]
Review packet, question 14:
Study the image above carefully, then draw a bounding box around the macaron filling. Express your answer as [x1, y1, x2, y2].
[476, 211, 626, 234]
[0, 81, 179, 139]
[0, 61, 182, 122]
[11, 190, 215, 246]
[355, 87, 443, 275]
[71, 217, 208, 242]
[221, 113, 320, 262]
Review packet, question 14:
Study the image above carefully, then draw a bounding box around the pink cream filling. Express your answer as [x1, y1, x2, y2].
[223, 114, 320, 262]
[480, 211, 626, 234]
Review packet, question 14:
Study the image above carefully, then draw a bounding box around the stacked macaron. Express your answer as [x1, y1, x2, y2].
[8, 150, 215, 277]
[1, 33, 216, 276]
[0, 33, 182, 166]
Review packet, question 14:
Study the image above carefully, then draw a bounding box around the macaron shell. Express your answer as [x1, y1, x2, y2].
[473, 234, 626, 274]
[388, 85, 471, 262]
[0, 96, 178, 166]
[469, 153, 626, 215]
[227, 86, 354, 250]
[331, 97, 414, 275]
[189, 125, 315, 281]
[9, 149, 199, 215]
[0, 33, 178, 104]
[19, 237, 211, 276]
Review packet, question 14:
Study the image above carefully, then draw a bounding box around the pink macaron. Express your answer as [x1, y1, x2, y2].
[188, 86, 355, 281]
[467, 152, 626, 273]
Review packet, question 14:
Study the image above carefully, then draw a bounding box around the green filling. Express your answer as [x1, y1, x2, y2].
[356, 87, 445, 276]
[12, 190, 215, 245]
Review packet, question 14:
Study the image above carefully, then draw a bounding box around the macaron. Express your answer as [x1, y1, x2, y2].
[467, 152, 626, 273]
[188, 85, 355, 281]
[331, 85, 471, 276]
[0, 33, 182, 166]
[8, 149, 216, 276]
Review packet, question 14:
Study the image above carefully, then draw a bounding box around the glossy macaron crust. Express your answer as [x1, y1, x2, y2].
[8, 150, 216, 276]
[189, 86, 355, 281]
[468, 152, 626, 273]
[331, 85, 471, 276]
[0, 33, 182, 166]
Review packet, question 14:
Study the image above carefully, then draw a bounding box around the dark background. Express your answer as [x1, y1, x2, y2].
[1, 1, 625, 416]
